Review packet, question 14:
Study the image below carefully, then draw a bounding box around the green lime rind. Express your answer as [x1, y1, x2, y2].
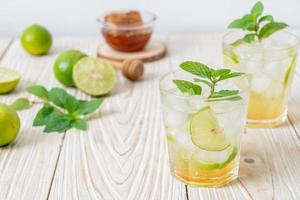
[21, 24, 52, 55]
[191, 146, 238, 170]
[284, 54, 297, 86]
[189, 106, 230, 151]
[53, 50, 87, 87]
[73, 57, 117, 96]
[166, 134, 176, 143]
[0, 67, 21, 94]
[0, 103, 20, 146]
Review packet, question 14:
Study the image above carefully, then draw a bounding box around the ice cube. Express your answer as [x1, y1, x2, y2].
[264, 81, 284, 98]
[170, 130, 195, 150]
[188, 96, 208, 111]
[162, 106, 188, 129]
[193, 146, 232, 163]
[263, 58, 292, 81]
[162, 92, 191, 113]
[251, 73, 272, 93]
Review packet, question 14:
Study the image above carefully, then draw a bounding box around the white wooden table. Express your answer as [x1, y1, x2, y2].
[0, 34, 300, 200]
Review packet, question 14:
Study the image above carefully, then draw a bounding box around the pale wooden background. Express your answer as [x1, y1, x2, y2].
[0, 33, 300, 200]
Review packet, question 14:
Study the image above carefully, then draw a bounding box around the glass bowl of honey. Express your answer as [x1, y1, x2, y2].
[98, 10, 156, 52]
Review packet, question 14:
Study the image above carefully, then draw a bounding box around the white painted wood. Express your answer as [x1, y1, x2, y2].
[0, 39, 71, 199]
[46, 37, 187, 200]
[0, 38, 12, 60]
[0, 34, 300, 200]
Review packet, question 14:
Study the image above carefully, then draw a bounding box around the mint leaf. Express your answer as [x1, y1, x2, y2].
[251, 1, 264, 16]
[27, 85, 105, 134]
[33, 106, 55, 126]
[193, 78, 213, 88]
[211, 90, 239, 98]
[243, 33, 256, 43]
[207, 96, 242, 102]
[231, 39, 245, 47]
[44, 115, 72, 133]
[71, 119, 87, 130]
[27, 85, 49, 101]
[228, 18, 246, 29]
[242, 14, 257, 31]
[215, 69, 231, 76]
[227, 2, 287, 42]
[209, 90, 242, 102]
[173, 80, 202, 95]
[77, 99, 103, 115]
[219, 72, 244, 81]
[180, 61, 212, 79]
[48, 88, 79, 113]
[10, 98, 30, 111]
[258, 22, 288, 39]
[258, 15, 274, 23]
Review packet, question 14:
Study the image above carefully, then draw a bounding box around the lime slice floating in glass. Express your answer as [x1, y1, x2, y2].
[0, 67, 21, 94]
[191, 145, 237, 170]
[189, 106, 230, 151]
[73, 57, 117, 96]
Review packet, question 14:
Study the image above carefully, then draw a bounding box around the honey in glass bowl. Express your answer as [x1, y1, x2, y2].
[98, 10, 156, 52]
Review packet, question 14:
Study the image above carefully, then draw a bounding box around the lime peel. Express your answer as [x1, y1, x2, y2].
[0, 67, 21, 94]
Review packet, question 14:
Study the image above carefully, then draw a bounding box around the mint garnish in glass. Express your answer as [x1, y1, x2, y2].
[228, 1, 288, 43]
[173, 61, 244, 101]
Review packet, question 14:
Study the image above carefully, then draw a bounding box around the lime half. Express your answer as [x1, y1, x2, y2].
[0, 68, 21, 94]
[189, 106, 230, 151]
[73, 57, 116, 96]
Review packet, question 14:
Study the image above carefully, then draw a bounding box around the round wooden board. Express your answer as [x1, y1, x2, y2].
[97, 40, 166, 62]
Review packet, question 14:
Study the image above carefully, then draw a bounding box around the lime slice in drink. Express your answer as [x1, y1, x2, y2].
[73, 57, 117, 96]
[0, 67, 21, 94]
[189, 106, 230, 151]
[191, 145, 237, 170]
[284, 54, 297, 86]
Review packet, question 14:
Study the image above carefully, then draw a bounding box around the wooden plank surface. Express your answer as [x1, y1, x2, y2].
[0, 38, 12, 60]
[0, 39, 68, 199]
[39, 37, 186, 200]
[0, 34, 300, 200]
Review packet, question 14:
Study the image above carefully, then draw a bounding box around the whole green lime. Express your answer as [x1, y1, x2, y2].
[53, 50, 87, 87]
[0, 103, 20, 147]
[21, 24, 52, 55]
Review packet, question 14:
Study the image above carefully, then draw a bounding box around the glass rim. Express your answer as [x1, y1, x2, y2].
[159, 70, 251, 101]
[223, 30, 300, 51]
[97, 9, 156, 30]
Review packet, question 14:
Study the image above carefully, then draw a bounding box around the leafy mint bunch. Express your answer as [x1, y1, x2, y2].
[173, 61, 244, 101]
[26, 85, 103, 133]
[228, 1, 288, 43]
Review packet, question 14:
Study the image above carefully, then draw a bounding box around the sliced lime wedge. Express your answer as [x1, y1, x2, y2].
[284, 55, 297, 86]
[0, 67, 21, 94]
[189, 106, 230, 151]
[73, 57, 116, 96]
[191, 145, 237, 170]
[166, 133, 176, 143]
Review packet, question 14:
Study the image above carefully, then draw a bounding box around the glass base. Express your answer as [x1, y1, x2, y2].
[247, 109, 287, 128]
[171, 166, 239, 187]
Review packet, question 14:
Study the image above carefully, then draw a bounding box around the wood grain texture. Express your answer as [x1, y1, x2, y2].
[47, 37, 187, 200]
[0, 38, 12, 60]
[0, 39, 71, 199]
[0, 34, 300, 200]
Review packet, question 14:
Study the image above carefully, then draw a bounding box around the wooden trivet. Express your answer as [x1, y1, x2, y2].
[97, 40, 166, 63]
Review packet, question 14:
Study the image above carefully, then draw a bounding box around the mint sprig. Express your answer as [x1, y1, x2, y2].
[228, 1, 288, 43]
[173, 61, 244, 101]
[26, 85, 103, 133]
